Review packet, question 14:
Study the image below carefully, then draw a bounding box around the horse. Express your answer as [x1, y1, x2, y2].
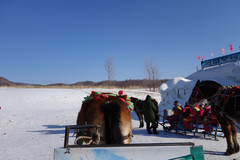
[188, 80, 240, 155]
[76, 92, 133, 145]
[130, 97, 144, 128]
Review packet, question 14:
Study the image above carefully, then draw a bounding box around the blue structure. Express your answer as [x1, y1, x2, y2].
[58, 125, 204, 160]
[201, 51, 240, 69]
[54, 144, 204, 160]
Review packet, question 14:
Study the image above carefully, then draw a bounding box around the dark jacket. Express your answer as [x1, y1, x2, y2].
[142, 96, 157, 122]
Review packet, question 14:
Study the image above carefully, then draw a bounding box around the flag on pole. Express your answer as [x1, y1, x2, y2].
[230, 44, 233, 51]
[198, 56, 200, 60]
[222, 48, 225, 54]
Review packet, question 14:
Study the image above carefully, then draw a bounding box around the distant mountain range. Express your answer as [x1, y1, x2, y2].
[0, 77, 27, 86]
[0, 76, 168, 88]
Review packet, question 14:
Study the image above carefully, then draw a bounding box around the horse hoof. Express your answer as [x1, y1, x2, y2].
[234, 146, 240, 153]
[224, 150, 234, 156]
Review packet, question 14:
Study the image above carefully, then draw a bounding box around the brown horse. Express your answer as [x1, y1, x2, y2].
[130, 97, 144, 128]
[76, 93, 132, 145]
[188, 80, 240, 155]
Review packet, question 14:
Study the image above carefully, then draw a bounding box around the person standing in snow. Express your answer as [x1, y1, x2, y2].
[142, 95, 159, 134]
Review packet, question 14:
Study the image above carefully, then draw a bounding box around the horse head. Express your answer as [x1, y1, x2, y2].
[188, 80, 222, 106]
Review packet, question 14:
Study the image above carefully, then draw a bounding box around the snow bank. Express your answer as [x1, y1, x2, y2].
[159, 77, 196, 107]
[187, 61, 240, 86]
[159, 61, 240, 107]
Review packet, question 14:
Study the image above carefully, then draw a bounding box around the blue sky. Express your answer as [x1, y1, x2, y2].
[0, 0, 240, 84]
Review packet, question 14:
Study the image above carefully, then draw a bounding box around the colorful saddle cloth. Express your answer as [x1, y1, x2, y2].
[82, 90, 134, 112]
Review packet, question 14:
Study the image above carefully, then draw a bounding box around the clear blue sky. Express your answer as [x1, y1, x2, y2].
[1, 0, 240, 84]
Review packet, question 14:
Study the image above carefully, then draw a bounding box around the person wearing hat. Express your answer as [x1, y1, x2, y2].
[168, 101, 183, 128]
[142, 95, 159, 134]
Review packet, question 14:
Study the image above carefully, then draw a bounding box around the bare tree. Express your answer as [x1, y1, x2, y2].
[144, 58, 160, 92]
[104, 56, 115, 88]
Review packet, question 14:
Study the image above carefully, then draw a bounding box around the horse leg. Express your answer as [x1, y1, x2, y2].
[219, 119, 235, 155]
[230, 121, 240, 154]
[136, 111, 144, 128]
[139, 113, 144, 128]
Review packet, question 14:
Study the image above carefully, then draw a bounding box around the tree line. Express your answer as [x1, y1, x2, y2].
[0, 76, 168, 89]
[105, 56, 163, 91]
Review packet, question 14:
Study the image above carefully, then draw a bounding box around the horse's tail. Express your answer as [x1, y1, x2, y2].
[101, 101, 123, 144]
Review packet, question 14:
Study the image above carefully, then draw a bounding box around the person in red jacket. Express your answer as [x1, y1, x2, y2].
[200, 103, 211, 121]
[183, 102, 191, 117]
[168, 101, 183, 128]
[183, 104, 200, 130]
[200, 103, 211, 120]
[182, 103, 191, 129]
[202, 106, 219, 133]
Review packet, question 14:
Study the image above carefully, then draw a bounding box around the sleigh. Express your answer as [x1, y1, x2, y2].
[158, 109, 174, 132]
[54, 125, 204, 160]
[159, 109, 222, 140]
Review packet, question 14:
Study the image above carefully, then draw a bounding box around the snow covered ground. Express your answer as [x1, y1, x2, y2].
[1, 87, 240, 160]
[1, 61, 240, 160]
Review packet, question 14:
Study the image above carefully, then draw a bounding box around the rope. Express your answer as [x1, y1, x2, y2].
[74, 136, 93, 145]
[74, 129, 101, 145]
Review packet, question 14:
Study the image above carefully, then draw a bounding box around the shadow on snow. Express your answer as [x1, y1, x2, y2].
[27, 124, 71, 135]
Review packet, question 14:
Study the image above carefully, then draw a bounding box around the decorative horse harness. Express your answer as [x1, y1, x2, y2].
[191, 84, 240, 123]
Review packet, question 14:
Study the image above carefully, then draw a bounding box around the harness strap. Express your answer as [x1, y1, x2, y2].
[215, 86, 240, 115]
[122, 132, 133, 141]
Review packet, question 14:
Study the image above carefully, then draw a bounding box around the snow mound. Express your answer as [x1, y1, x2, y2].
[187, 61, 240, 86]
[159, 77, 196, 107]
[159, 61, 240, 108]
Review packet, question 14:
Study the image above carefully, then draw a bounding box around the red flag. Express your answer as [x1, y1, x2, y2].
[230, 44, 233, 51]
[198, 56, 200, 60]
[222, 48, 225, 54]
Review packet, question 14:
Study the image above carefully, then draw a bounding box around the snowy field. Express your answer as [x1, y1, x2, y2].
[1, 88, 240, 160]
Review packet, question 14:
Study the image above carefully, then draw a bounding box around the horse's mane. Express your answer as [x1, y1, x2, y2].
[201, 80, 222, 88]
